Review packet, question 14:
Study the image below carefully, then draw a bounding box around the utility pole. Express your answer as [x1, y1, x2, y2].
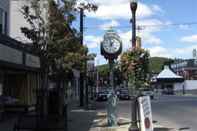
[96, 59, 99, 93]
[78, 3, 97, 108]
[79, 8, 84, 107]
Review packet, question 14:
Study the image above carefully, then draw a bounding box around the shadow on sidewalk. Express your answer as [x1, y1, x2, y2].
[67, 101, 105, 131]
[154, 127, 175, 131]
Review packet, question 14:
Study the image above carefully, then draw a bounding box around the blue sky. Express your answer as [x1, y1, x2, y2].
[74, 0, 197, 65]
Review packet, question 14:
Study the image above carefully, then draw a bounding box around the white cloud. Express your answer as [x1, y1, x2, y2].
[174, 45, 197, 58]
[117, 19, 172, 49]
[84, 35, 102, 48]
[87, 2, 160, 20]
[118, 25, 162, 50]
[148, 46, 172, 58]
[138, 19, 166, 32]
[179, 25, 190, 30]
[99, 20, 120, 30]
[119, 30, 132, 51]
[151, 5, 164, 14]
[147, 45, 197, 59]
[95, 54, 107, 65]
[86, 0, 126, 5]
[181, 35, 197, 43]
[142, 32, 162, 45]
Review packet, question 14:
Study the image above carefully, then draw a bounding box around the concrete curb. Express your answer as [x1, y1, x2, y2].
[89, 114, 176, 131]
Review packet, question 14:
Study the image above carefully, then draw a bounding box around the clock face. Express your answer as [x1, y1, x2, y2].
[103, 38, 121, 54]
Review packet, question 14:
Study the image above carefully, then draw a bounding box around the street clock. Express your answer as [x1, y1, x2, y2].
[100, 28, 122, 126]
[101, 29, 122, 60]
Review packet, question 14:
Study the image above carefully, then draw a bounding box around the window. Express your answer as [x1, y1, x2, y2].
[0, 9, 3, 34]
[0, 72, 3, 96]
[4, 12, 7, 34]
[0, 8, 7, 35]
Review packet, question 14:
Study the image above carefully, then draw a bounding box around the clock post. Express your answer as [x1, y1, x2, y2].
[109, 59, 114, 89]
[101, 29, 122, 126]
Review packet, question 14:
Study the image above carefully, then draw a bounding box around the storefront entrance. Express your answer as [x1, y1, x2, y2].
[3, 71, 27, 104]
[0, 69, 40, 112]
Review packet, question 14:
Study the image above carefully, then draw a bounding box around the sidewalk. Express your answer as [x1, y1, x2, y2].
[67, 101, 176, 131]
[0, 101, 177, 131]
[67, 100, 99, 131]
[0, 113, 18, 131]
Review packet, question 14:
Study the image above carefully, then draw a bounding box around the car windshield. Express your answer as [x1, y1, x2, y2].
[120, 90, 128, 93]
[142, 89, 151, 91]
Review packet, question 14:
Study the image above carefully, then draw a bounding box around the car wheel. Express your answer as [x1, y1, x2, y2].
[150, 96, 154, 99]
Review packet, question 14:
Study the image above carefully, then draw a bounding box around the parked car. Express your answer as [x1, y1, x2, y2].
[140, 89, 154, 99]
[116, 88, 130, 100]
[162, 88, 174, 95]
[96, 89, 109, 101]
[0, 96, 18, 105]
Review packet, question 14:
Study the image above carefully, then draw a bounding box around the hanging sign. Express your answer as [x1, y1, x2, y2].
[138, 96, 153, 131]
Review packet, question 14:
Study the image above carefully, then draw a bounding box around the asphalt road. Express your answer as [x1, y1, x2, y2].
[98, 95, 197, 131]
[152, 95, 197, 131]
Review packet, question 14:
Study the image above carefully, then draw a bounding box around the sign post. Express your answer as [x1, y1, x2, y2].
[138, 96, 153, 131]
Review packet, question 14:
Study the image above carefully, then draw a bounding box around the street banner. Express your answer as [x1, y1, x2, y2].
[138, 96, 153, 131]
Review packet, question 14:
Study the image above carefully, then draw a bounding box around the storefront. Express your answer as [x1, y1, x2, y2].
[0, 34, 41, 111]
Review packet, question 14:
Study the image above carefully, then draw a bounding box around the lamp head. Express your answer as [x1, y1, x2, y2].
[130, 0, 138, 3]
[130, 0, 138, 11]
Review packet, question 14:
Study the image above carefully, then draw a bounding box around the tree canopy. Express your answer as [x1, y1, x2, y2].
[20, 0, 97, 79]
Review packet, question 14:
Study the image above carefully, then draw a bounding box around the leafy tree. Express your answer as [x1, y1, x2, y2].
[47, 0, 87, 78]
[120, 48, 150, 91]
[20, 0, 88, 80]
[97, 63, 123, 87]
[20, 0, 93, 115]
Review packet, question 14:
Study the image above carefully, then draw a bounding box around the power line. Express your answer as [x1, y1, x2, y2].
[84, 21, 197, 30]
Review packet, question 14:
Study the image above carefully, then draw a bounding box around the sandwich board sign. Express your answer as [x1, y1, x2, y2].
[138, 96, 153, 131]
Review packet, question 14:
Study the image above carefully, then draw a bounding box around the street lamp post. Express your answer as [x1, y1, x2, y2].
[129, 0, 139, 131]
[130, 0, 138, 48]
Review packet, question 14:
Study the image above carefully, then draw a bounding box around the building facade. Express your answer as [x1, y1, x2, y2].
[0, 0, 42, 111]
[0, 0, 10, 35]
[171, 59, 197, 80]
[9, 0, 48, 43]
[0, 34, 41, 110]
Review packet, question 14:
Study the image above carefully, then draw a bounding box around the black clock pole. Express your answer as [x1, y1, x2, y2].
[109, 59, 114, 89]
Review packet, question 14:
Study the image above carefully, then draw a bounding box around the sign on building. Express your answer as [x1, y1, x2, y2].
[25, 54, 40, 68]
[0, 44, 23, 64]
[138, 96, 153, 131]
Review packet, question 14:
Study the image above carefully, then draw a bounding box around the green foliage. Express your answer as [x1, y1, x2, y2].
[47, 0, 87, 76]
[20, 0, 47, 53]
[97, 64, 110, 79]
[120, 48, 150, 89]
[97, 63, 123, 86]
[20, 0, 89, 78]
[149, 57, 173, 73]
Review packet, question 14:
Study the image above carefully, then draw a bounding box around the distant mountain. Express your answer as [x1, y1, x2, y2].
[97, 57, 173, 75]
[149, 57, 173, 74]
